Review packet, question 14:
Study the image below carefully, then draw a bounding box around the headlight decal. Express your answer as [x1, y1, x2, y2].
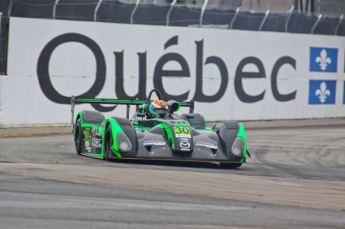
[116, 132, 132, 152]
[231, 137, 244, 157]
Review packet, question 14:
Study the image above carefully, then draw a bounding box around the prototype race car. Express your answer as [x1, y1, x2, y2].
[71, 89, 250, 168]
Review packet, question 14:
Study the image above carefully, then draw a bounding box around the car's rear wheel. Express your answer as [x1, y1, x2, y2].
[74, 119, 83, 155]
[219, 162, 242, 169]
[104, 125, 113, 161]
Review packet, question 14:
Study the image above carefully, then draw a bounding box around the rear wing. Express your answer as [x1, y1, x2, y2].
[71, 96, 195, 127]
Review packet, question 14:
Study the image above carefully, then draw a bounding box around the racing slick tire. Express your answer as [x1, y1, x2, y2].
[104, 125, 113, 161]
[74, 119, 83, 155]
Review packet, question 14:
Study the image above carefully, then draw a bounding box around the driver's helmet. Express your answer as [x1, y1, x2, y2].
[148, 100, 168, 118]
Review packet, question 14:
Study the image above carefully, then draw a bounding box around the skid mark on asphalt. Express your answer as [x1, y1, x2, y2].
[254, 149, 308, 179]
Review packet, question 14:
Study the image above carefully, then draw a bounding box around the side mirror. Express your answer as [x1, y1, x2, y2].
[167, 100, 180, 114]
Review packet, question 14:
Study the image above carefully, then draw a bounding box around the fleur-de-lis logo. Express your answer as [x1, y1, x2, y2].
[315, 81, 330, 103]
[315, 49, 331, 71]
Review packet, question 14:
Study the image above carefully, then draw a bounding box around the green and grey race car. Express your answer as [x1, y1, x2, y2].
[71, 89, 250, 168]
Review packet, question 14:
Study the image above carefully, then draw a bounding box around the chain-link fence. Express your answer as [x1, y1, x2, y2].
[0, 0, 344, 73]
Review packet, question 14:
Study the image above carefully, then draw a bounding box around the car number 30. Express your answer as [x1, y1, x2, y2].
[173, 127, 190, 135]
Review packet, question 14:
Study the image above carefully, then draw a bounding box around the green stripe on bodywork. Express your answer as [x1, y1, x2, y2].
[81, 124, 95, 128]
[154, 124, 164, 129]
[103, 118, 124, 158]
[161, 123, 175, 150]
[237, 123, 247, 162]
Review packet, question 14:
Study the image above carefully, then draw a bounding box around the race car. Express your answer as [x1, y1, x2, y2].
[71, 89, 250, 168]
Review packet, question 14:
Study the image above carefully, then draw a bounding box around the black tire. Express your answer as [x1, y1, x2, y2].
[219, 163, 242, 169]
[74, 119, 83, 155]
[104, 125, 113, 161]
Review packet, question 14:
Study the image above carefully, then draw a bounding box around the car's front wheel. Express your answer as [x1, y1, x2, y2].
[104, 125, 113, 161]
[74, 119, 83, 155]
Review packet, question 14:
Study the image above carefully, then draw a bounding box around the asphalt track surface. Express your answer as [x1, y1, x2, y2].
[0, 122, 344, 228]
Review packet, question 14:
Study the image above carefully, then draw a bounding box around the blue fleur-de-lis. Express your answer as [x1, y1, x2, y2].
[315, 81, 330, 103]
[315, 49, 331, 71]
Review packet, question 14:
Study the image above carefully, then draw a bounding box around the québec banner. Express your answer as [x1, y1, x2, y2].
[1, 17, 345, 126]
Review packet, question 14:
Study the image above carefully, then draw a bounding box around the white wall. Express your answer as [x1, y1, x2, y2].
[1, 17, 344, 126]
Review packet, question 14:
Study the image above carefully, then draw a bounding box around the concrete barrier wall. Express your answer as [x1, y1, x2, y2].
[1, 17, 344, 126]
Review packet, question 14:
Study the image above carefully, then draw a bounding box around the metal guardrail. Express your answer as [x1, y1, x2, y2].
[94, 0, 102, 22]
[229, 7, 240, 29]
[130, 0, 140, 24]
[199, 0, 208, 28]
[4, 0, 345, 35]
[1, 0, 344, 74]
[311, 14, 322, 34]
[259, 10, 269, 31]
[335, 14, 344, 35]
[285, 5, 294, 32]
[166, 0, 177, 26]
[53, 0, 59, 20]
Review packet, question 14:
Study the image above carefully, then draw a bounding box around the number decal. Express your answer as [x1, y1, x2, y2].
[182, 127, 189, 134]
[174, 127, 190, 137]
[174, 127, 181, 134]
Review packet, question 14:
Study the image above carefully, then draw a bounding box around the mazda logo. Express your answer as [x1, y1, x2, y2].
[180, 141, 190, 148]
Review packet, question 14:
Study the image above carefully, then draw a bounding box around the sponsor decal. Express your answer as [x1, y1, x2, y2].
[143, 139, 166, 146]
[180, 141, 190, 148]
[91, 137, 102, 148]
[176, 134, 191, 138]
[308, 80, 336, 104]
[179, 137, 190, 141]
[310, 47, 338, 72]
[91, 127, 102, 137]
[85, 142, 89, 147]
[196, 141, 218, 149]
